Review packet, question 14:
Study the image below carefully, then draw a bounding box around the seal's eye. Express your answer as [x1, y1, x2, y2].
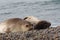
[24, 17, 28, 20]
[26, 25, 29, 27]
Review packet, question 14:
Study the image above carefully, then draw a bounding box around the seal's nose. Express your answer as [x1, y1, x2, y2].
[29, 25, 34, 31]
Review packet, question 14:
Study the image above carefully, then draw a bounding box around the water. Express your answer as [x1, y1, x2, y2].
[0, 0, 60, 27]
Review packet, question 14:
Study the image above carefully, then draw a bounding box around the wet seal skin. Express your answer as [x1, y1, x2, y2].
[24, 16, 51, 30]
[0, 18, 33, 33]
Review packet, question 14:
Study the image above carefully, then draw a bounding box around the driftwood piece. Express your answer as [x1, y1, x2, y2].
[0, 26, 60, 40]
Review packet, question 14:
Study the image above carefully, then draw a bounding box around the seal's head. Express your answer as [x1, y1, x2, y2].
[24, 16, 40, 25]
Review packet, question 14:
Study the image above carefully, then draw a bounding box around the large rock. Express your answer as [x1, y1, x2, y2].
[0, 26, 60, 40]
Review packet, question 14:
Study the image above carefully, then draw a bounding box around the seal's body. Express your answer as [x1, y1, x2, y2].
[0, 18, 33, 33]
[24, 16, 51, 30]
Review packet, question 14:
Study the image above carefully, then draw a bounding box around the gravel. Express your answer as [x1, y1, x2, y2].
[0, 26, 60, 40]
